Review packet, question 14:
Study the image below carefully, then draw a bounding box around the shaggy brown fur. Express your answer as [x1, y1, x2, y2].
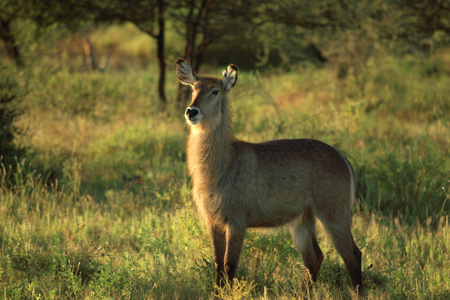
[176, 59, 363, 293]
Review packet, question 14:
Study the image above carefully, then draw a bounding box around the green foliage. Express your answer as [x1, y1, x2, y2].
[4, 0, 449, 72]
[356, 152, 447, 224]
[0, 66, 25, 168]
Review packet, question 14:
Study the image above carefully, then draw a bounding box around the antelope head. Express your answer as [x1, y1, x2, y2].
[176, 59, 238, 129]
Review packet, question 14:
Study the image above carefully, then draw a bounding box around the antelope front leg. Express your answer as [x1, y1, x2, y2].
[208, 225, 227, 288]
[225, 224, 246, 284]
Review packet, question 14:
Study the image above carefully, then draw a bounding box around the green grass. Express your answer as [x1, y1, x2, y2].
[1, 48, 449, 299]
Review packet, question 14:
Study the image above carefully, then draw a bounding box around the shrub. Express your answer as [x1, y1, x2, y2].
[0, 66, 26, 168]
[356, 152, 448, 224]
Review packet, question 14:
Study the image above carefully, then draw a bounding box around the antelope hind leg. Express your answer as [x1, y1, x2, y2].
[289, 208, 324, 285]
[321, 220, 363, 292]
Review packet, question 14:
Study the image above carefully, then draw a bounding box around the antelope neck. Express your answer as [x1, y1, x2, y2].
[187, 102, 234, 182]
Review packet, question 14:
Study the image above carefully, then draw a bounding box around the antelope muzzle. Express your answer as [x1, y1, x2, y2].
[185, 107, 201, 125]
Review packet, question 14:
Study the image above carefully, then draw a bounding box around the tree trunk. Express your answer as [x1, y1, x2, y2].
[177, 0, 197, 110]
[192, 0, 212, 73]
[183, 0, 196, 64]
[156, 0, 167, 107]
[193, 37, 213, 73]
[0, 19, 23, 67]
[176, 0, 215, 110]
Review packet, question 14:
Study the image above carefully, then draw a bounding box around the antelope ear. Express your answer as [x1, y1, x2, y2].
[176, 59, 198, 85]
[222, 64, 238, 93]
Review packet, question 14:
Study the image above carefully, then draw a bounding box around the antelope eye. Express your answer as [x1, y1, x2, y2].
[212, 90, 219, 96]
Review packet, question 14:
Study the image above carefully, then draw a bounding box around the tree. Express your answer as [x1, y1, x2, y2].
[0, 0, 27, 67]
[391, 0, 450, 52]
[0, 67, 25, 168]
[0, 20, 23, 67]
[29, 0, 169, 106]
[170, 0, 262, 107]
[0, 0, 169, 105]
[91, 0, 168, 106]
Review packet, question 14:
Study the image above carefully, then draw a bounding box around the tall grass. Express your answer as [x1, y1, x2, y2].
[0, 48, 449, 299]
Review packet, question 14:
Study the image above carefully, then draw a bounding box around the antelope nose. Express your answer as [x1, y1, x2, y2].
[185, 107, 199, 119]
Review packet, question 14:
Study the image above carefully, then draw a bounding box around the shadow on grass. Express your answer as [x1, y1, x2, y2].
[318, 258, 387, 298]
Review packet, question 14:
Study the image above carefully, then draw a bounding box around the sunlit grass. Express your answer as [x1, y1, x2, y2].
[1, 49, 449, 299]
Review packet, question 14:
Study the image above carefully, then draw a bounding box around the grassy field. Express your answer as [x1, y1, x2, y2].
[1, 33, 450, 299]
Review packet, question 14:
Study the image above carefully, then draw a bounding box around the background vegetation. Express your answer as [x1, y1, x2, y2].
[1, 1, 449, 299]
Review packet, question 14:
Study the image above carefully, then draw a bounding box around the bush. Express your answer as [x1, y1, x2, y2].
[356, 152, 448, 224]
[0, 66, 26, 168]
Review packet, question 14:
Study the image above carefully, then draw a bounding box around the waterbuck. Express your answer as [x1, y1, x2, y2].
[176, 59, 363, 293]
